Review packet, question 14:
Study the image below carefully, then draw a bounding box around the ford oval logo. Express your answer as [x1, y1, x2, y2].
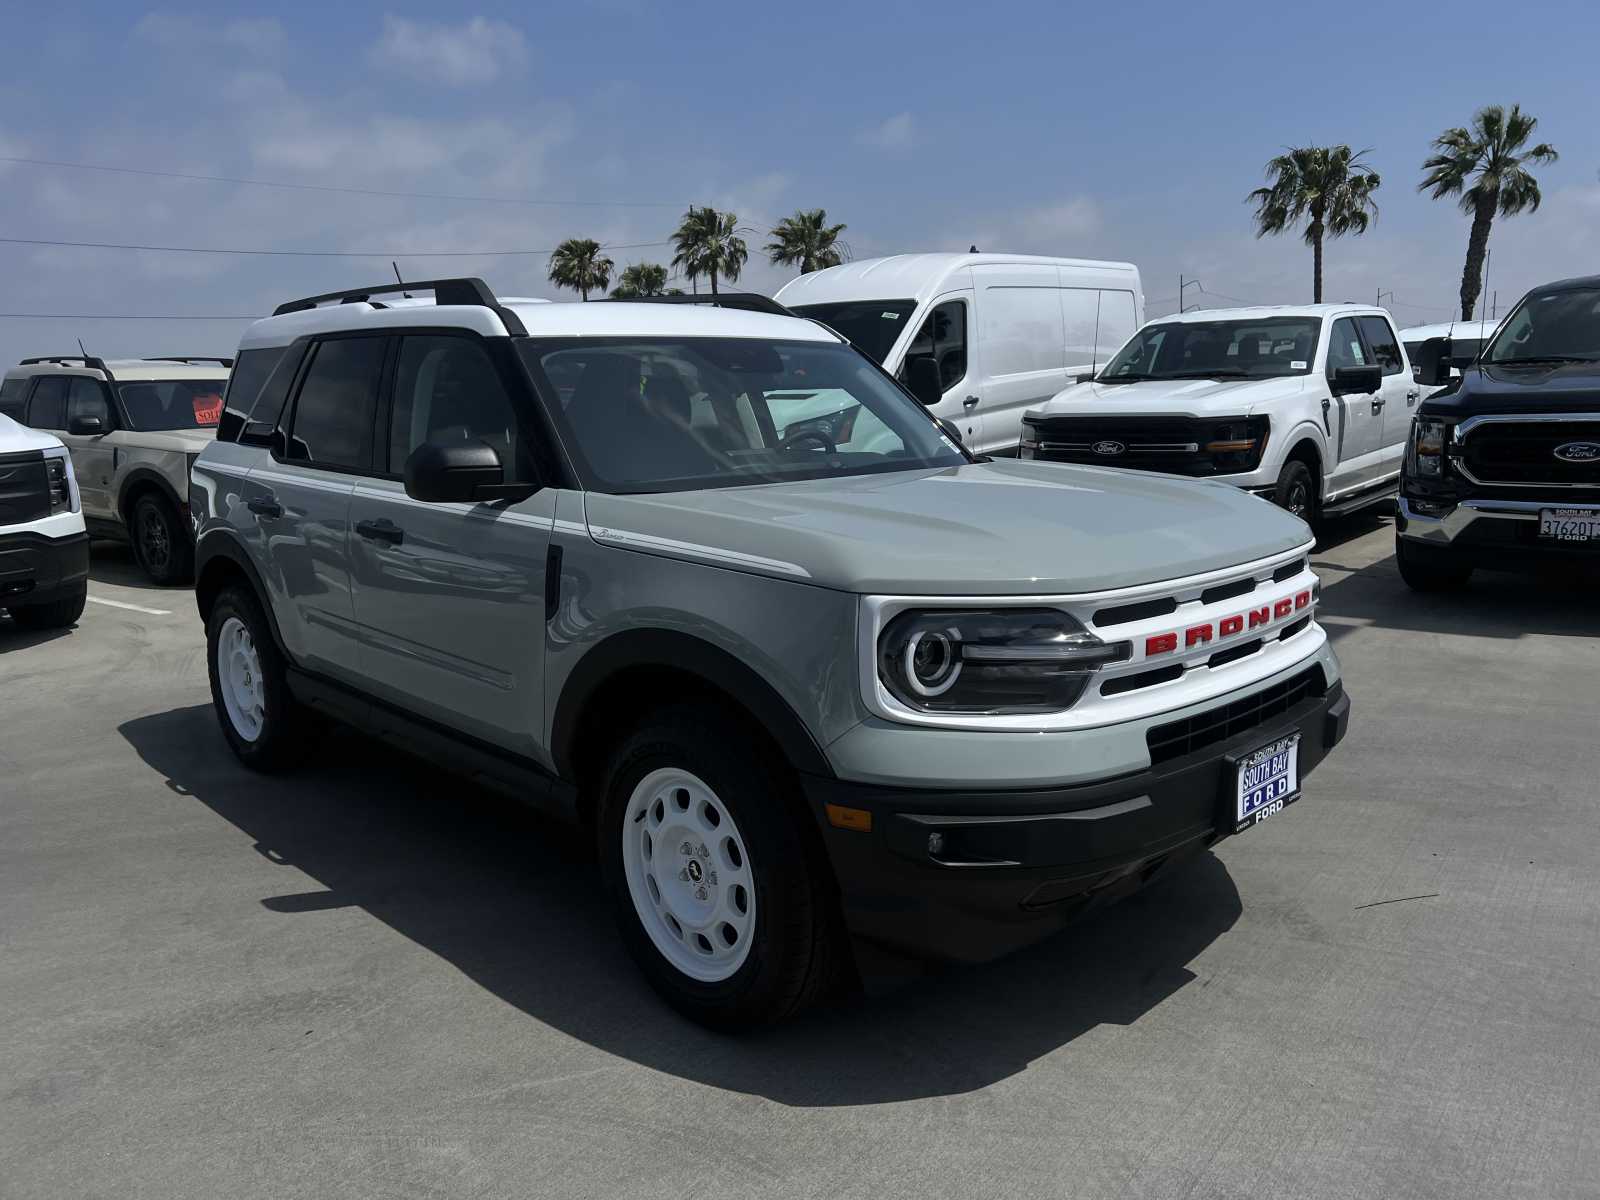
[1554, 441, 1600, 463]
[1092, 440, 1126, 456]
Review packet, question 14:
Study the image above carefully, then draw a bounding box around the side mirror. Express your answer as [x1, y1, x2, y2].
[1074, 372, 1098, 384]
[904, 356, 944, 407]
[68, 414, 106, 435]
[1408, 339, 1452, 388]
[936, 416, 963, 444]
[1331, 364, 1383, 394]
[403, 440, 505, 503]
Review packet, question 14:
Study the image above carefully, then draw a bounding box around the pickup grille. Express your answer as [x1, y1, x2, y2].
[1146, 665, 1326, 765]
[1029, 416, 1203, 473]
[0, 451, 50, 525]
[1458, 419, 1600, 487]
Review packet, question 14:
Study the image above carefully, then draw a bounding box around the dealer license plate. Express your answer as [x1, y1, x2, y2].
[1539, 508, 1600, 542]
[1234, 734, 1300, 833]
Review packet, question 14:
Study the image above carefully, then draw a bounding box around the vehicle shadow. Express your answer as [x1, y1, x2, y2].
[120, 704, 1243, 1107]
[87, 540, 177, 591]
[0, 611, 74, 650]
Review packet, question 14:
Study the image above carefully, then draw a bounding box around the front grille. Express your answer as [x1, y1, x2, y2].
[1031, 415, 1207, 473]
[1146, 665, 1326, 765]
[1459, 420, 1600, 487]
[0, 451, 50, 525]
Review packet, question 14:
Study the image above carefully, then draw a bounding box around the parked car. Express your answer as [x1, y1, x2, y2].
[775, 253, 1143, 457]
[193, 278, 1349, 1028]
[1396, 274, 1600, 589]
[1020, 305, 1418, 523]
[0, 355, 231, 583]
[0, 411, 88, 629]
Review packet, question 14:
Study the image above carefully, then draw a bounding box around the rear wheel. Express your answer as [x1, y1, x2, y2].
[1396, 535, 1473, 592]
[10, 584, 87, 630]
[130, 492, 193, 585]
[1272, 460, 1319, 525]
[598, 704, 844, 1029]
[206, 585, 308, 770]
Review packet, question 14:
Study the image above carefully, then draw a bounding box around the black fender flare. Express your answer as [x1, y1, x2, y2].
[550, 628, 835, 782]
[118, 467, 187, 524]
[193, 528, 291, 659]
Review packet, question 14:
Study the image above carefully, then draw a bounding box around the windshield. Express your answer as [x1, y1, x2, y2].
[1484, 287, 1600, 364]
[786, 301, 916, 364]
[117, 379, 226, 431]
[1099, 317, 1321, 382]
[521, 337, 966, 494]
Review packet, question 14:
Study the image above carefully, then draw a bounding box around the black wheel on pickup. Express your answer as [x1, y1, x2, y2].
[130, 492, 194, 585]
[1271, 459, 1319, 525]
[1396, 535, 1473, 592]
[597, 702, 845, 1029]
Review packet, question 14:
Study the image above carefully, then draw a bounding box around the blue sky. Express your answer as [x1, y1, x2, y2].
[1, 1, 1596, 363]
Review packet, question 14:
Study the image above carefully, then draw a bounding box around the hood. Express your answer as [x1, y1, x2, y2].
[582, 459, 1310, 596]
[1422, 362, 1600, 419]
[1031, 376, 1304, 420]
[126, 427, 216, 453]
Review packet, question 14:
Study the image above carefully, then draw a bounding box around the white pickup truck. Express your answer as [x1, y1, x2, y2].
[1020, 304, 1420, 523]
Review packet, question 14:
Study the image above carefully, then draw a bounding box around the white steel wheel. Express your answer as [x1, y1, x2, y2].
[621, 767, 757, 983]
[216, 615, 266, 742]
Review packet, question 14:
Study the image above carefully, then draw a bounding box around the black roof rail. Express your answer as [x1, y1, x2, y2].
[271, 276, 527, 335]
[602, 292, 796, 318]
[143, 356, 235, 368]
[19, 354, 114, 378]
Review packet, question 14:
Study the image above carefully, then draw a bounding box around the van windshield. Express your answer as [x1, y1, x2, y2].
[787, 300, 917, 364]
[522, 336, 966, 495]
[1099, 317, 1321, 382]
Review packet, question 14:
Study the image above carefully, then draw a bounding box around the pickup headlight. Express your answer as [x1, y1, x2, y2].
[878, 609, 1129, 714]
[1204, 416, 1269, 472]
[1409, 417, 1448, 478]
[43, 450, 77, 515]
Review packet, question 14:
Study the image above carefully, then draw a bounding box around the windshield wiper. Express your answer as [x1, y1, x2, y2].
[1491, 354, 1599, 365]
[1166, 369, 1250, 379]
[1096, 373, 1149, 383]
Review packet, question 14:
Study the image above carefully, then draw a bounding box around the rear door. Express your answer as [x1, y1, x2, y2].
[971, 265, 1067, 453]
[1358, 313, 1420, 473]
[347, 332, 555, 755]
[897, 295, 979, 445]
[1324, 316, 1386, 491]
[247, 334, 387, 680]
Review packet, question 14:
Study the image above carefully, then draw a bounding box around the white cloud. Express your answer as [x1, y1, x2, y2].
[858, 113, 917, 151]
[133, 12, 285, 57]
[370, 15, 528, 87]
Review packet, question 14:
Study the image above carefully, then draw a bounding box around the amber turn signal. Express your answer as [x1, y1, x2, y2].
[824, 803, 873, 833]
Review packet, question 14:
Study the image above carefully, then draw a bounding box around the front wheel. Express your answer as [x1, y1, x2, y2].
[1271, 460, 1319, 525]
[206, 585, 308, 770]
[130, 493, 193, 585]
[598, 705, 844, 1029]
[1396, 535, 1473, 592]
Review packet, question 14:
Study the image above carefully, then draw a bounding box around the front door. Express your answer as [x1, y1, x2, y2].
[62, 376, 118, 521]
[347, 333, 553, 756]
[1324, 316, 1386, 492]
[897, 294, 980, 446]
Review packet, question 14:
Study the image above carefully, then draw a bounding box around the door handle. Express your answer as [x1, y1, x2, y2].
[356, 518, 404, 546]
[1406, 389, 1421, 405]
[246, 495, 282, 519]
[1372, 397, 1385, 413]
[963, 395, 980, 409]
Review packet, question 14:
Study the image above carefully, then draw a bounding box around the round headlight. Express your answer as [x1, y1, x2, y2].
[904, 628, 961, 696]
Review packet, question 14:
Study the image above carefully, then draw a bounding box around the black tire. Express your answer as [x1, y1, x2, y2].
[130, 492, 193, 585]
[597, 703, 845, 1029]
[205, 584, 308, 771]
[10, 584, 87, 630]
[1271, 459, 1319, 525]
[1396, 535, 1473, 592]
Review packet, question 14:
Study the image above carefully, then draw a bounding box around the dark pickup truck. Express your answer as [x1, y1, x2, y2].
[1395, 274, 1600, 590]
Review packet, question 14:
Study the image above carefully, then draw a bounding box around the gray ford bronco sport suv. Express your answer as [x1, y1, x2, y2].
[193, 278, 1350, 1028]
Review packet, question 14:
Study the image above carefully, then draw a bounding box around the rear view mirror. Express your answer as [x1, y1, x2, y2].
[404, 440, 505, 503]
[1332, 365, 1383, 394]
[904, 356, 944, 407]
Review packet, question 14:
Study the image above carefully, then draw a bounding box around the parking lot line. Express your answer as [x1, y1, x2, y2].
[87, 594, 172, 616]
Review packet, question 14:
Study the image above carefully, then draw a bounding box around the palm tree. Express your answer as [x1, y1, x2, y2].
[671, 206, 748, 295]
[766, 209, 849, 274]
[546, 238, 614, 301]
[1248, 146, 1380, 303]
[1419, 104, 1558, 320]
[610, 262, 669, 299]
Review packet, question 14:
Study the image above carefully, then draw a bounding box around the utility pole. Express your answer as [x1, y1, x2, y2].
[1376, 288, 1394, 309]
[1179, 275, 1203, 313]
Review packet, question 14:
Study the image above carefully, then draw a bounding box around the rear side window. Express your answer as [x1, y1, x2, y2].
[284, 337, 386, 471]
[0, 378, 27, 420]
[26, 377, 69, 430]
[1357, 316, 1404, 375]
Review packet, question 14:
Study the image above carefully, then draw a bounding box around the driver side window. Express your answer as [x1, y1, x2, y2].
[1326, 318, 1368, 374]
[388, 336, 525, 478]
[899, 299, 968, 392]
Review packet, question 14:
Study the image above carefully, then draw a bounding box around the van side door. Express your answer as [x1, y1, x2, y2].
[897, 295, 979, 445]
[970, 264, 1067, 454]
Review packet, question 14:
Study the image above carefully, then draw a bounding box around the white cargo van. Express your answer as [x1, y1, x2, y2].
[776, 253, 1143, 456]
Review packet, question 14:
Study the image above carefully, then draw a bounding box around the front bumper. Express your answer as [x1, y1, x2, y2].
[1396, 496, 1600, 561]
[0, 530, 90, 608]
[803, 674, 1349, 964]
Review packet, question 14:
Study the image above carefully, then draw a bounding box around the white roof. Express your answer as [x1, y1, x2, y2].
[238, 296, 842, 350]
[0, 411, 66, 453]
[775, 252, 1140, 308]
[1146, 303, 1384, 325]
[1398, 319, 1500, 341]
[3, 358, 230, 382]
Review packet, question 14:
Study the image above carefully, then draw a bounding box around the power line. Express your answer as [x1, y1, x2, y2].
[0, 312, 262, 320]
[0, 235, 672, 259]
[0, 155, 686, 210]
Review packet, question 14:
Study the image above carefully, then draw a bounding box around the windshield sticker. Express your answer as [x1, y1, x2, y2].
[881, 312, 900, 320]
[193, 392, 222, 426]
[1290, 360, 1307, 370]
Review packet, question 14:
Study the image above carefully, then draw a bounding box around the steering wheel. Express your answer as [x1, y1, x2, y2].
[779, 428, 837, 454]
